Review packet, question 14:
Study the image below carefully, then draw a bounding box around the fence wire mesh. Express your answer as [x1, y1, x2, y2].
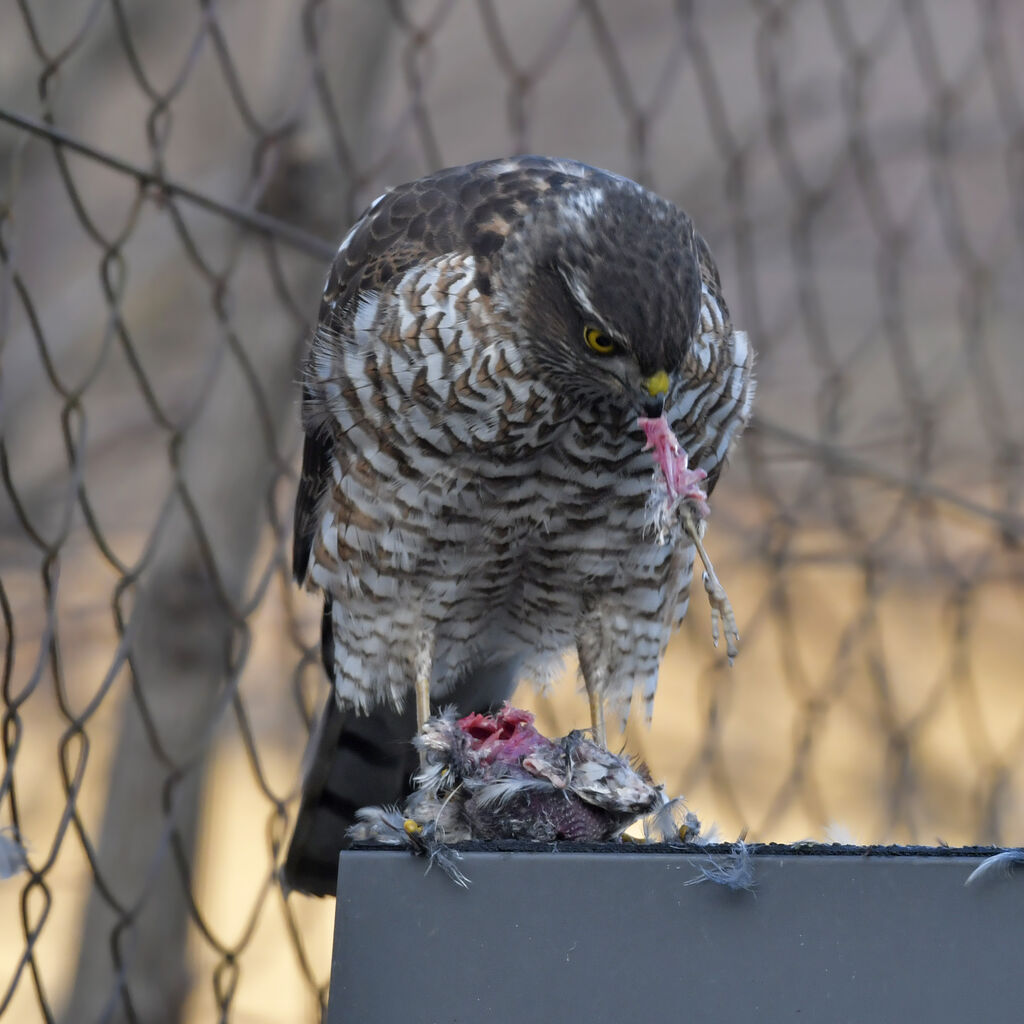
[2, 0, 1024, 1020]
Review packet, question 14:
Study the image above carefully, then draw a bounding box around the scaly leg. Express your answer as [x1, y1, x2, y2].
[577, 622, 609, 748]
[587, 685, 607, 749]
[413, 628, 435, 769]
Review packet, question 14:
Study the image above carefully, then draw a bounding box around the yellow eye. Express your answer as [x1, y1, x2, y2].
[583, 325, 616, 355]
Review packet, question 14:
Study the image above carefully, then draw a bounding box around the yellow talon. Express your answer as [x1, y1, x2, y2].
[403, 819, 422, 837]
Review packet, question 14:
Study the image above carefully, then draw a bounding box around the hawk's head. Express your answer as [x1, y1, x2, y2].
[495, 178, 703, 423]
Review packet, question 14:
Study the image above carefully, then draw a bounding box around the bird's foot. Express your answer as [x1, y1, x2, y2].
[681, 508, 739, 662]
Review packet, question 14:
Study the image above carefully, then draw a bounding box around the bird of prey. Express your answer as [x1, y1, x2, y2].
[284, 156, 753, 894]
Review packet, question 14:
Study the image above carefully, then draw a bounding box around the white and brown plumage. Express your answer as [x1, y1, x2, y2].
[285, 156, 753, 892]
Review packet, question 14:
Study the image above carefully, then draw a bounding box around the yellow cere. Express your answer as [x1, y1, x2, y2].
[644, 370, 669, 396]
[584, 325, 616, 355]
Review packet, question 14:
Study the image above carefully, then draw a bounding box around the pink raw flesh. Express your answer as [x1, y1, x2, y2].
[638, 415, 709, 518]
[458, 705, 554, 764]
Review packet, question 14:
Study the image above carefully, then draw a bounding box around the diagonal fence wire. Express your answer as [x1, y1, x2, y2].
[1, 0, 1024, 1021]
[0, 110, 337, 262]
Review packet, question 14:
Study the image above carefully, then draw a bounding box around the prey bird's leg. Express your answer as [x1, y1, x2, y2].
[413, 628, 435, 769]
[588, 686, 607, 749]
[680, 508, 740, 663]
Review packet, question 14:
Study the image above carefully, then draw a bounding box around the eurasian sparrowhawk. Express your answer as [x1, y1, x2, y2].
[284, 156, 753, 893]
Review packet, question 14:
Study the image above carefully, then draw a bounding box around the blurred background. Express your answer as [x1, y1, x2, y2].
[3, 0, 1024, 1021]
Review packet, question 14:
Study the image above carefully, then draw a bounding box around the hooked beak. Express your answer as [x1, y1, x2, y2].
[640, 370, 669, 418]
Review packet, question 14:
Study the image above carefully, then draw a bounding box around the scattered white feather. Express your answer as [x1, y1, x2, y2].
[346, 806, 408, 844]
[643, 796, 702, 844]
[345, 806, 472, 886]
[424, 837, 470, 889]
[965, 849, 1024, 887]
[685, 841, 756, 892]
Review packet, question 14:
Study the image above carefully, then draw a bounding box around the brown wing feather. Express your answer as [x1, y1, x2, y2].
[320, 155, 602, 324]
[293, 417, 333, 584]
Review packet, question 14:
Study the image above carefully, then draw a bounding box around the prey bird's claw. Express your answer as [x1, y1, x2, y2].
[682, 509, 740, 664]
[703, 570, 739, 663]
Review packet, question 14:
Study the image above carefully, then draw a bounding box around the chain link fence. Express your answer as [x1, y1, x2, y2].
[2, 0, 1023, 1020]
